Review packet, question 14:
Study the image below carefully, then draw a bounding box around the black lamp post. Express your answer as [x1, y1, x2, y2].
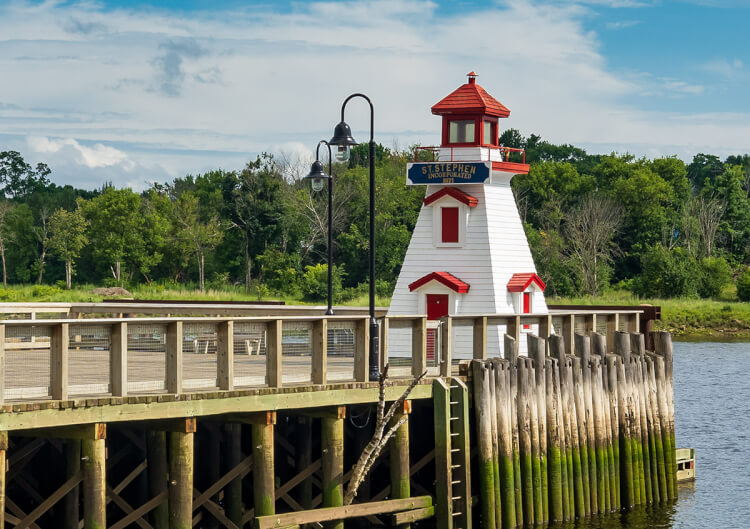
[303, 141, 334, 316]
[329, 93, 380, 381]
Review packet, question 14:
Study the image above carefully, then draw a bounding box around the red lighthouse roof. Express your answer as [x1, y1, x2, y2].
[431, 72, 510, 118]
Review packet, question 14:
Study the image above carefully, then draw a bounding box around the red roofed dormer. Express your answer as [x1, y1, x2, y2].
[409, 271, 470, 293]
[423, 187, 478, 208]
[507, 273, 546, 293]
[432, 72, 511, 148]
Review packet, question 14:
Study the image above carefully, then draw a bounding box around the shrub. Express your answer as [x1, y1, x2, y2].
[0, 288, 16, 301]
[634, 246, 700, 298]
[257, 248, 301, 295]
[300, 263, 344, 302]
[31, 285, 63, 298]
[698, 257, 732, 298]
[737, 268, 750, 302]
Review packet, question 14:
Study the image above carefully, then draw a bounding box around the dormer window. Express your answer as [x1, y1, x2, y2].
[449, 120, 475, 143]
[441, 207, 459, 243]
[423, 187, 478, 248]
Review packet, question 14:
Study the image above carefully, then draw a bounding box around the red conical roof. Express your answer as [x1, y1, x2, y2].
[431, 72, 510, 118]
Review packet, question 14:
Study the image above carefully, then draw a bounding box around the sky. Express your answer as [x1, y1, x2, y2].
[1, 0, 749, 190]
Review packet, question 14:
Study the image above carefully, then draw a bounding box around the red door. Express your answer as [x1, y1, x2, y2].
[426, 294, 449, 320]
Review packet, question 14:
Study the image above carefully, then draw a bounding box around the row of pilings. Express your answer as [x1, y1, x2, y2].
[471, 330, 676, 527]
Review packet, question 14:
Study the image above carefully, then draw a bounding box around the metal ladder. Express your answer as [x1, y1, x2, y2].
[434, 377, 472, 529]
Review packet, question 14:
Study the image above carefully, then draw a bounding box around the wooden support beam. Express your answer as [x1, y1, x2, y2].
[51, 323, 69, 400]
[166, 321, 183, 394]
[111, 322, 128, 397]
[225, 424, 244, 526]
[139, 418, 196, 434]
[63, 439, 81, 529]
[15, 470, 83, 529]
[146, 431, 168, 529]
[14, 423, 106, 441]
[255, 497, 433, 529]
[606, 315, 618, 354]
[252, 421, 276, 517]
[473, 316, 487, 360]
[390, 506, 434, 525]
[168, 430, 194, 529]
[412, 318, 427, 378]
[321, 409, 345, 529]
[312, 319, 328, 385]
[355, 319, 370, 382]
[82, 433, 106, 529]
[295, 417, 313, 509]
[223, 411, 276, 425]
[217, 321, 234, 391]
[507, 316, 521, 347]
[432, 378, 452, 529]
[563, 315, 574, 355]
[440, 317, 452, 377]
[266, 320, 282, 388]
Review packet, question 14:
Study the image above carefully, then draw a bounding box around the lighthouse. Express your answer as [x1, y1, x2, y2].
[388, 72, 547, 359]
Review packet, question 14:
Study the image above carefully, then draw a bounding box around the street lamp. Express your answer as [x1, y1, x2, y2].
[329, 93, 380, 381]
[303, 141, 334, 316]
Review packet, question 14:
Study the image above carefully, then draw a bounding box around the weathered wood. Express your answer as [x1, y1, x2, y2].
[252, 421, 276, 518]
[646, 356, 667, 503]
[591, 357, 608, 514]
[15, 470, 83, 529]
[571, 356, 591, 516]
[168, 430, 194, 529]
[62, 439, 81, 529]
[433, 378, 454, 529]
[615, 354, 634, 508]
[606, 354, 620, 511]
[528, 335, 548, 524]
[146, 431, 169, 529]
[295, 417, 313, 509]
[217, 321, 234, 391]
[487, 361, 503, 528]
[440, 317, 452, 378]
[266, 320, 282, 388]
[492, 359, 515, 529]
[51, 323, 70, 400]
[516, 359, 533, 525]
[505, 336, 523, 527]
[563, 315, 574, 355]
[390, 408, 411, 529]
[354, 319, 369, 382]
[470, 363, 495, 529]
[0, 435, 6, 529]
[450, 378, 472, 529]
[577, 333, 598, 515]
[412, 318, 427, 378]
[312, 319, 328, 385]
[655, 331, 676, 498]
[507, 316, 521, 348]
[254, 496, 433, 529]
[390, 506, 434, 525]
[606, 315, 619, 354]
[654, 356, 674, 501]
[473, 316, 487, 360]
[545, 358, 563, 523]
[322, 408, 345, 529]
[82, 434, 106, 529]
[166, 322, 183, 394]
[110, 322, 128, 397]
[550, 335, 577, 519]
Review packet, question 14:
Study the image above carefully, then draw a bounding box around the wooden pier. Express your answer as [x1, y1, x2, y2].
[0, 304, 675, 528]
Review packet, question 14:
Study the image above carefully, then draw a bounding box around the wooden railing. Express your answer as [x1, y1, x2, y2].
[0, 309, 642, 404]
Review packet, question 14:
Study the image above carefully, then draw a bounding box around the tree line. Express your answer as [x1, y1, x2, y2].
[1, 134, 749, 302]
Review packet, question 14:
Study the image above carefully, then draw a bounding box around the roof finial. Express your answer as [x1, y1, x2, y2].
[467, 71, 477, 84]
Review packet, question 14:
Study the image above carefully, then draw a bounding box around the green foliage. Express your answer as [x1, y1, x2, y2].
[698, 257, 732, 298]
[300, 263, 344, 302]
[256, 247, 300, 295]
[737, 268, 750, 302]
[634, 246, 701, 298]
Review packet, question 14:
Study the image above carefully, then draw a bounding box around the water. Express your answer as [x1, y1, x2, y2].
[565, 341, 750, 528]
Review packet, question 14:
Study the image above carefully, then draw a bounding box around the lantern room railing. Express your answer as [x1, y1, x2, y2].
[413, 145, 526, 164]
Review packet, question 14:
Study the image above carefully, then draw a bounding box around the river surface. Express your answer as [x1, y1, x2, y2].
[559, 341, 750, 528]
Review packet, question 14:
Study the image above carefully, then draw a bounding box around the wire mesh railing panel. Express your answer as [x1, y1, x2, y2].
[233, 322, 267, 387]
[551, 316, 564, 337]
[487, 318, 509, 358]
[326, 320, 355, 382]
[574, 316, 586, 335]
[618, 314, 630, 332]
[596, 316, 609, 337]
[386, 321, 413, 378]
[282, 321, 312, 385]
[127, 323, 167, 394]
[182, 322, 218, 391]
[69, 324, 111, 396]
[4, 326, 52, 400]
[452, 320, 474, 363]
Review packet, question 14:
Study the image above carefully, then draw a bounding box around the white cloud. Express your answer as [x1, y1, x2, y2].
[605, 20, 640, 29]
[0, 0, 746, 191]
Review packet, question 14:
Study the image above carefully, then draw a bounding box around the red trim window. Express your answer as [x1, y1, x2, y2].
[482, 120, 497, 146]
[448, 119, 475, 144]
[441, 207, 459, 243]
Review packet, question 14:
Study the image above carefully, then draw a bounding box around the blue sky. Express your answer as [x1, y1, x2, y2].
[1, 0, 748, 189]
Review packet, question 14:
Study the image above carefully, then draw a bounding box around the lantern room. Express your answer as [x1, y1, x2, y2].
[431, 72, 510, 149]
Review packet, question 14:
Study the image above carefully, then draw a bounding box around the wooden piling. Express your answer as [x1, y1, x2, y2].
[571, 356, 591, 516]
[64, 439, 81, 529]
[488, 362, 503, 527]
[82, 425, 106, 529]
[505, 335, 524, 528]
[225, 424, 243, 526]
[545, 358, 564, 523]
[527, 360, 544, 524]
[296, 417, 313, 509]
[390, 408, 411, 529]
[322, 407, 345, 529]
[252, 415, 276, 521]
[647, 356, 667, 502]
[146, 431, 169, 529]
[492, 358, 516, 529]
[632, 335, 652, 505]
[169, 425, 195, 529]
[550, 335, 576, 519]
[590, 357, 609, 514]
[528, 335, 548, 524]
[641, 357, 660, 505]
[654, 356, 674, 501]
[516, 360, 534, 526]
[606, 354, 621, 511]
[576, 334, 598, 516]
[655, 331, 677, 498]
[472, 360, 497, 529]
[614, 349, 634, 508]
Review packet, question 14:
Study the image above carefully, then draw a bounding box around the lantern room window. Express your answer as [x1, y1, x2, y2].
[483, 120, 497, 146]
[449, 120, 475, 143]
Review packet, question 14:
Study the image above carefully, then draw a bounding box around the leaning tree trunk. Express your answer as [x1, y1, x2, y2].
[199, 253, 205, 291]
[1, 246, 6, 287]
[65, 260, 72, 290]
[37, 249, 46, 284]
[245, 245, 251, 293]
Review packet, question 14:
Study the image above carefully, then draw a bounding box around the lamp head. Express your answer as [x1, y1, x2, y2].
[330, 121, 357, 162]
[303, 159, 330, 192]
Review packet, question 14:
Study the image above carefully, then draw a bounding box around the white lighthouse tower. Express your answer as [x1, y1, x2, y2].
[388, 72, 547, 360]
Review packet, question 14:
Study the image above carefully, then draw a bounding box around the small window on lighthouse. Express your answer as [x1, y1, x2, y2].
[441, 207, 460, 243]
[483, 121, 493, 145]
[449, 120, 475, 143]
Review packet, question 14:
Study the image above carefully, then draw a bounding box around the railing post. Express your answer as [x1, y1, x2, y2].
[217, 320, 234, 391]
[507, 315, 521, 347]
[166, 321, 183, 394]
[51, 323, 69, 400]
[585, 314, 596, 336]
[473, 316, 487, 360]
[110, 322, 128, 397]
[266, 319, 282, 388]
[562, 315, 574, 356]
[355, 318, 370, 382]
[606, 315, 618, 355]
[312, 318, 328, 385]
[412, 317, 427, 377]
[0, 324, 5, 404]
[440, 316, 452, 377]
